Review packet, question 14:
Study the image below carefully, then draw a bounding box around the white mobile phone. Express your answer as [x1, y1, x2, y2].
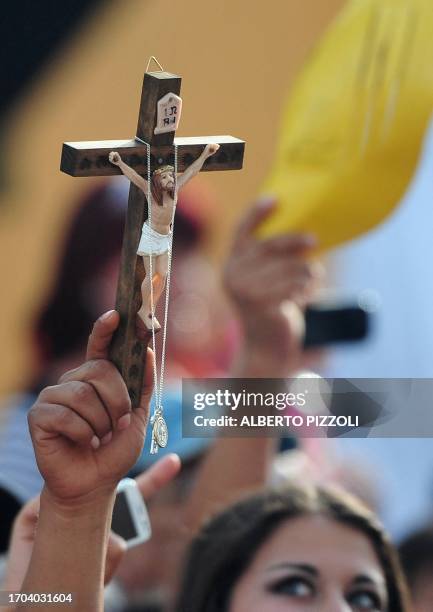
[111, 478, 152, 548]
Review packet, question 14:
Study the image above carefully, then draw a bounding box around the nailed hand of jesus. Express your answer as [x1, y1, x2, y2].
[28, 310, 153, 506]
[204, 143, 220, 156]
[109, 151, 122, 165]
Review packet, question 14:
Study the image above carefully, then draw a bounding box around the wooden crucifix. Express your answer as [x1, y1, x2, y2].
[60, 65, 245, 407]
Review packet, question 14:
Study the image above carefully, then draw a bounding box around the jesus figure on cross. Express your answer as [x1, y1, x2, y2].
[109, 143, 219, 331]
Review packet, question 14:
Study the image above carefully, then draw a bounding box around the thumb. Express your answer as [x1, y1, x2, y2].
[86, 310, 119, 361]
[135, 453, 181, 500]
[235, 196, 276, 243]
[138, 347, 155, 413]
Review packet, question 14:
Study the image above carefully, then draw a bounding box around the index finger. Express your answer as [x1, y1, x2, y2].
[86, 310, 119, 361]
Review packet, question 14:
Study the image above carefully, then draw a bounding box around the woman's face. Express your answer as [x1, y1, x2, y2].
[229, 515, 388, 612]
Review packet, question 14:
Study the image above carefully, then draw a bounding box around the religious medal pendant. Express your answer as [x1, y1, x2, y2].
[150, 406, 168, 454]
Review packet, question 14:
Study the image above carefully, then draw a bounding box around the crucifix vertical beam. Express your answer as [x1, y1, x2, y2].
[109, 72, 181, 407]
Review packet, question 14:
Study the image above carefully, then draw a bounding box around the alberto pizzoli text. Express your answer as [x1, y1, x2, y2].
[193, 414, 359, 428]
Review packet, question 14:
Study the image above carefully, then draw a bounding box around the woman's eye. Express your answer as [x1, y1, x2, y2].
[348, 590, 382, 610]
[269, 576, 314, 598]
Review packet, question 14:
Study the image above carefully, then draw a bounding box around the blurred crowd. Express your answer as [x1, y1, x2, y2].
[0, 174, 431, 612]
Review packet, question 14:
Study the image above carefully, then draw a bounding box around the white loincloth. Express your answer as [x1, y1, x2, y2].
[137, 221, 171, 256]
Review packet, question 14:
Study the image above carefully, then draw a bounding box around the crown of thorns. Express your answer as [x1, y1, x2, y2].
[152, 165, 175, 177]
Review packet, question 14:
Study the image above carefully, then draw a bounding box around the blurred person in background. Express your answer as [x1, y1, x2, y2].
[176, 485, 410, 612]
[398, 524, 433, 612]
[1, 453, 182, 612]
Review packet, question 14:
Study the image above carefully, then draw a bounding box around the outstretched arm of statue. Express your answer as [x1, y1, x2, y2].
[109, 152, 148, 193]
[177, 143, 220, 189]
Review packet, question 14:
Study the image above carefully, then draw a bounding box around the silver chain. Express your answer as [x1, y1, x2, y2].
[159, 145, 177, 402]
[145, 142, 178, 422]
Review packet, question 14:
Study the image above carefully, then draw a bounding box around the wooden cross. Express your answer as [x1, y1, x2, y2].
[60, 67, 245, 406]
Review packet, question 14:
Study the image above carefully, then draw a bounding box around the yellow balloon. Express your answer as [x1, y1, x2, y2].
[258, 0, 433, 250]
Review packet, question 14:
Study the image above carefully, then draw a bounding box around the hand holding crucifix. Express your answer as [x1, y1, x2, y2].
[109, 143, 220, 330]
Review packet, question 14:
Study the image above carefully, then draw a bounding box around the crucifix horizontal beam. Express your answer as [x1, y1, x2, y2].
[61, 136, 244, 176]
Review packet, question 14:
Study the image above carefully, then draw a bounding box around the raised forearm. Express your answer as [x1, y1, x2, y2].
[183, 435, 276, 534]
[178, 151, 208, 186]
[185, 333, 289, 532]
[182, 343, 281, 533]
[117, 160, 147, 191]
[231, 342, 293, 378]
[20, 488, 115, 612]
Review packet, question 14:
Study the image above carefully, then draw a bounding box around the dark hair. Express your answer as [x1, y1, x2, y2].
[175, 484, 410, 612]
[398, 524, 433, 593]
[35, 183, 126, 365]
